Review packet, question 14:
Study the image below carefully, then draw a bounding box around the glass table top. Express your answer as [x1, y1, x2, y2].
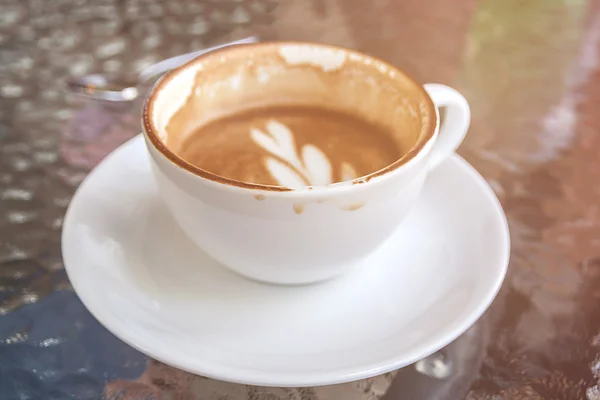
[1, 0, 599, 398]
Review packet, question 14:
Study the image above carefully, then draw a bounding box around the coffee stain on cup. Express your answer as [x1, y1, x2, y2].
[254, 194, 266, 201]
[342, 203, 365, 211]
[293, 204, 305, 214]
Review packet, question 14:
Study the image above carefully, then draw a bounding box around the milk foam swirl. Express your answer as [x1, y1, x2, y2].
[250, 120, 357, 188]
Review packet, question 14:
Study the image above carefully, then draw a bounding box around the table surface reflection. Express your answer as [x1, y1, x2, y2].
[1, 0, 599, 399]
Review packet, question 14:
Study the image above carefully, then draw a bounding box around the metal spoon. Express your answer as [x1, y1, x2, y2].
[65, 36, 260, 102]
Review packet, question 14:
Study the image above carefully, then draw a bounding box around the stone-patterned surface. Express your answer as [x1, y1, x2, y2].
[1, 0, 600, 399]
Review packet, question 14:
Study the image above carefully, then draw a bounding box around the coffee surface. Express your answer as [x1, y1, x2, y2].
[176, 105, 404, 188]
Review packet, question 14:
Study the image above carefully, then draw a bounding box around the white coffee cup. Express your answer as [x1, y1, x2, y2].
[142, 42, 470, 284]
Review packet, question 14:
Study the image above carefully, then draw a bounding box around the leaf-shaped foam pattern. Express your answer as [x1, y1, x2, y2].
[250, 119, 359, 188]
[250, 128, 286, 160]
[265, 157, 308, 189]
[302, 144, 332, 186]
[341, 162, 358, 182]
[265, 120, 302, 170]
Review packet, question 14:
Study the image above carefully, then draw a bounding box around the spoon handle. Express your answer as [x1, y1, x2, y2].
[65, 36, 260, 102]
[138, 36, 260, 83]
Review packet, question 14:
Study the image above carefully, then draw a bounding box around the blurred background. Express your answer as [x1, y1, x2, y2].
[1, 0, 600, 399]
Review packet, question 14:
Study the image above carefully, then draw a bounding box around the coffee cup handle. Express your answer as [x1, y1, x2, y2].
[423, 84, 471, 170]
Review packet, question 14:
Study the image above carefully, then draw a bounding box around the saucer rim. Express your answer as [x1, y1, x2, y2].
[62, 135, 510, 387]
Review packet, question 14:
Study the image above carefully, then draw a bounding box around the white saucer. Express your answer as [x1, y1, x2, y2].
[62, 135, 510, 387]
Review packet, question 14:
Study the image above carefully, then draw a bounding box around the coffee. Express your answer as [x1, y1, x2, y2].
[176, 105, 402, 188]
[153, 42, 431, 190]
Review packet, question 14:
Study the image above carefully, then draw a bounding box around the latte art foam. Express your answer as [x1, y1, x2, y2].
[176, 106, 403, 188]
[250, 120, 357, 188]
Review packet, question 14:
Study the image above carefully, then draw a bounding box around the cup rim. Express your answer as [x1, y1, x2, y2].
[142, 41, 438, 193]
